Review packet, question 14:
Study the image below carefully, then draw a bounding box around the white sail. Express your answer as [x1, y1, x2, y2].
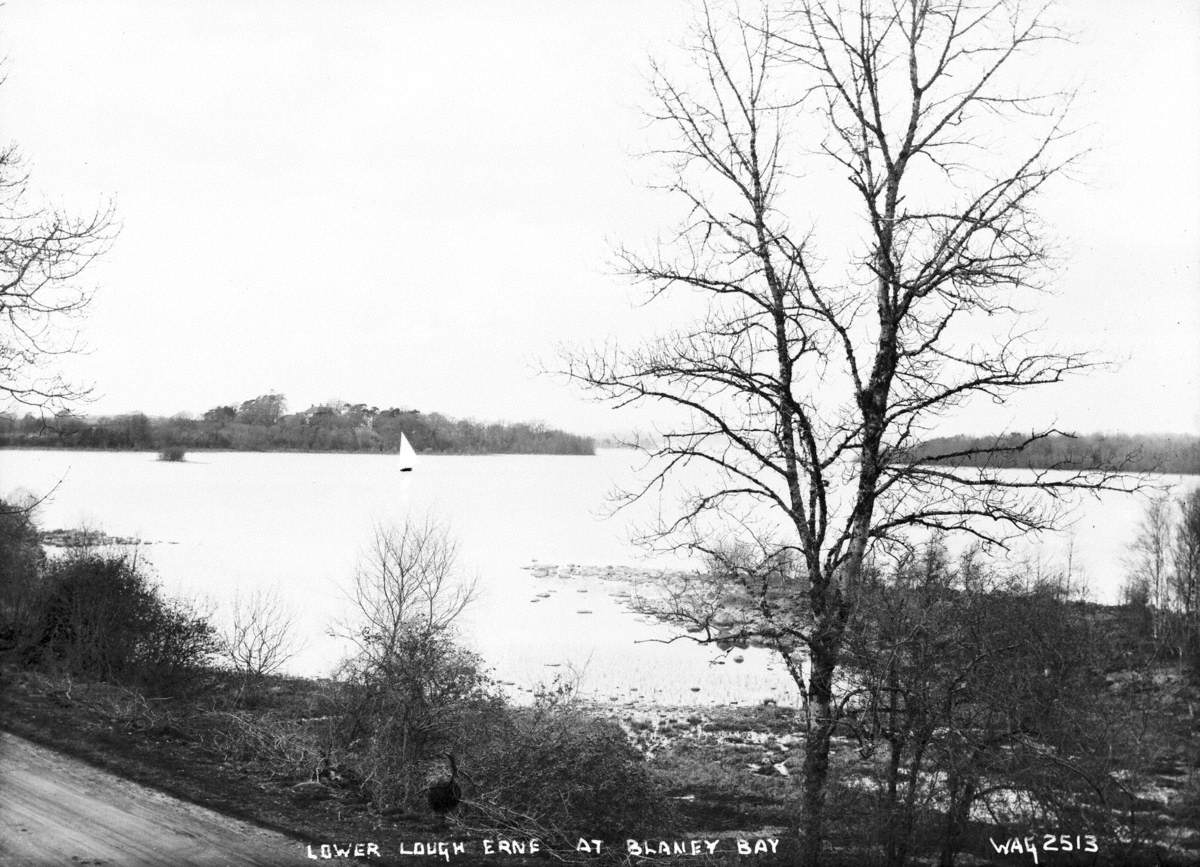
[398, 432, 417, 472]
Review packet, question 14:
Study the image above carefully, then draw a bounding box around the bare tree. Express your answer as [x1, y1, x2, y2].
[222, 587, 301, 689]
[836, 542, 1123, 867]
[339, 517, 475, 669]
[565, 2, 1127, 861]
[1170, 489, 1200, 672]
[1, 138, 114, 414]
[334, 517, 480, 808]
[1123, 492, 1172, 638]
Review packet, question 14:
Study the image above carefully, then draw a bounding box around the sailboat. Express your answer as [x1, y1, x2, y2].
[398, 432, 418, 472]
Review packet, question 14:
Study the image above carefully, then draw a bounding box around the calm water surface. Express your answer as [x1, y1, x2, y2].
[1, 448, 1195, 706]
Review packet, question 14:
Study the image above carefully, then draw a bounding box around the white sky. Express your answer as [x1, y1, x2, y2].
[1, 0, 1197, 436]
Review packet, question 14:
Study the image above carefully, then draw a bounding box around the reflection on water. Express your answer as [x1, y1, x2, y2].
[1, 448, 1195, 706]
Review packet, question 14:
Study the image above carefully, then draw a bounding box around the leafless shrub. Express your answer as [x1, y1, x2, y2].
[222, 587, 301, 688]
[454, 680, 671, 851]
[1123, 493, 1174, 634]
[1172, 489, 1200, 674]
[332, 516, 483, 809]
[339, 517, 475, 666]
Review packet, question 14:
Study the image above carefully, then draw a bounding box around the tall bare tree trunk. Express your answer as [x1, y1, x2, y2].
[800, 636, 839, 866]
[565, 2, 1119, 862]
[939, 778, 976, 867]
[884, 664, 905, 867]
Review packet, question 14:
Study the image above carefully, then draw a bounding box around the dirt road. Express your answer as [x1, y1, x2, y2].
[0, 732, 309, 865]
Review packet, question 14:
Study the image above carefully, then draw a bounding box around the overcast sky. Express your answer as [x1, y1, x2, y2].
[1, 0, 1197, 436]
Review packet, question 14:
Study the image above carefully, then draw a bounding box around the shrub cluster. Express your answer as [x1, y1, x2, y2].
[331, 655, 670, 842]
[30, 552, 216, 692]
[460, 685, 672, 840]
[0, 498, 45, 648]
[323, 518, 668, 840]
[0, 500, 216, 694]
[1, 505, 669, 842]
[336, 630, 492, 808]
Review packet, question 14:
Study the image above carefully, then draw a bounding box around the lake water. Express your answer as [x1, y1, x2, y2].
[2, 448, 1195, 706]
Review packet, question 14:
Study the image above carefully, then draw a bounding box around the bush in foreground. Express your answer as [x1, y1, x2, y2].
[457, 682, 672, 842]
[158, 446, 186, 462]
[0, 498, 44, 650]
[328, 518, 668, 840]
[24, 551, 217, 693]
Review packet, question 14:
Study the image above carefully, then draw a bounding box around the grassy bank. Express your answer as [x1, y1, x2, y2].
[0, 666, 799, 865]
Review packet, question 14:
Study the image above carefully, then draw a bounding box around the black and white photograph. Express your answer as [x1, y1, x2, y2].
[1, 1, 1197, 865]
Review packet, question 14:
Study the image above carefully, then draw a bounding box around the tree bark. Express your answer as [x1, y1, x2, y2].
[938, 778, 976, 867]
[800, 631, 840, 866]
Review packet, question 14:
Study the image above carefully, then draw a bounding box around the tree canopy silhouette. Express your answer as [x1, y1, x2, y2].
[565, 2, 1131, 862]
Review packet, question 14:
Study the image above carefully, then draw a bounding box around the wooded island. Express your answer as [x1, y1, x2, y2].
[0, 393, 594, 456]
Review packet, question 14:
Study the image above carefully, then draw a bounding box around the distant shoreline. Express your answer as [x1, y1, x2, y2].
[0, 444, 598, 458]
[0, 395, 596, 456]
[901, 432, 1200, 477]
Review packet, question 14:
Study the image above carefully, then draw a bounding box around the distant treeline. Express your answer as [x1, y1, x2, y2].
[905, 432, 1200, 475]
[0, 394, 594, 456]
